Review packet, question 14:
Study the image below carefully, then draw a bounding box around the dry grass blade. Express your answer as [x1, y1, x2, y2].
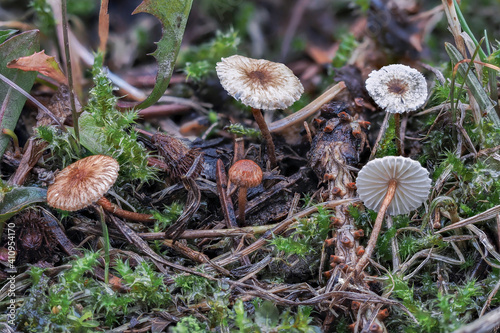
[453, 305, 500, 333]
[438, 205, 500, 233]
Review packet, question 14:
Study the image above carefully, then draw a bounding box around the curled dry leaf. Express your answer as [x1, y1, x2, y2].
[7, 50, 67, 85]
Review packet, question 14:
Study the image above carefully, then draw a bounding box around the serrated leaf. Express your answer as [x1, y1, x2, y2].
[0, 186, 47, 223]
[0, 30, 40, 157]
[131, 0, 193, 110]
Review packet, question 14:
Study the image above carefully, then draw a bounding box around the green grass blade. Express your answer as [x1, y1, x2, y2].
[445, 42, 500, 127]
[0, 30, 39, 157]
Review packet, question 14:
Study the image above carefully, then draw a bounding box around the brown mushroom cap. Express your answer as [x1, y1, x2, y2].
[216, 55, 304, 110]
[355, 156, 431, 215]
[47, 155, 120, 211]
[228, 159, 263, 188]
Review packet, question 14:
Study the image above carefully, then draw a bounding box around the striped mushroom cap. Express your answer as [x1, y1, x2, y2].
[228, 159, 263, 189]
[365, 64, 427, 114]
[356, 156, 431, 215]
[216, 55, 304, 110]
[47, 155, 119, 211]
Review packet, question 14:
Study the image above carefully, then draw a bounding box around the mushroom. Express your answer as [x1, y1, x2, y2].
[47, 155, 120, 211]
[228, 159, 263, 227]
[46, 154, 155, 222]
[354, 156, 431, 273]
[365, 64, 427, 155]
[216, 55, 304, 168]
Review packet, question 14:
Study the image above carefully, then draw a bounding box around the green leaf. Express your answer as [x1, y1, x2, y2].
[0, 186, 47, 223]
[76, 112, 108, 154]
[131, 0, 193, 110]
[0, 30, 40, 157]
[255, 301, 280, 329]
[0, 30, 18, 44]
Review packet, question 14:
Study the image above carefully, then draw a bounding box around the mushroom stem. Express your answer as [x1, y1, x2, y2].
[237, 187, 248, 227]
[251, 108, 277, 168]
[394, 113, 402, 156]
[355, 179, 398, 274]
[97, 197, 154, 223]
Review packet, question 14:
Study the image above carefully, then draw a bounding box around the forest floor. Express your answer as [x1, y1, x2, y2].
[1, 0, 500, 332]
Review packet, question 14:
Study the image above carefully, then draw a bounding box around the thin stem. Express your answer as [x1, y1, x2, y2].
[394, 113, 402, 156]
[0, 73, 64, 129]
[61, 0, 80, 145]
[238, 187, 248, 227]
[2, 128, 21, 157]
[355, 179, 398, 274]
[97, 205, 110, 284]
[97, 197, 154, 223]
[251, 108, 277, 168]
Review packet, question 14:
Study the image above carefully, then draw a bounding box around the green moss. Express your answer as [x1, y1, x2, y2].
[270, 207, 331, 258]
[225, 123, 262, 138]
[386, 275, 482, 333]
[180, 29, 240, 82]
[81, 53, 157, 183]
[375, 114, 397, 158]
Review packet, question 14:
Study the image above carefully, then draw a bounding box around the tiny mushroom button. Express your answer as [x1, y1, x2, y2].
[228, 159, 263, 227]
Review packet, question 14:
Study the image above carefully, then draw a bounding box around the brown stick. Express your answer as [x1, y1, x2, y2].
[139, 224, 280, 240]
[355, 179, 397, 274]
[233, 137, 245, 163]
[252, 108, 277, 168]
[269, 82, 346, 133]
[215, 159, 238, 229]
[97, 197, 154, 223]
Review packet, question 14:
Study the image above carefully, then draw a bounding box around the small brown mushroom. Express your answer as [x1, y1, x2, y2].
[228, 159, 263, 227]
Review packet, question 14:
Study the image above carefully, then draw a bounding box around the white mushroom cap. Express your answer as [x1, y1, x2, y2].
[365, 64, 427, 114]
[356, 156, 431, 215]
[47, 155, 119, 211]
[216, 55, 304, 110]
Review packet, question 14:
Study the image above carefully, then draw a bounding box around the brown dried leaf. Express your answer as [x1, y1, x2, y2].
[36, 85, 79, 127]
[7, 50, 67, 84]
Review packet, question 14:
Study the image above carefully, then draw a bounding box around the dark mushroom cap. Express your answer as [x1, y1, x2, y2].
[47, 155, 119, 211]
[228, 159, 263, 188]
